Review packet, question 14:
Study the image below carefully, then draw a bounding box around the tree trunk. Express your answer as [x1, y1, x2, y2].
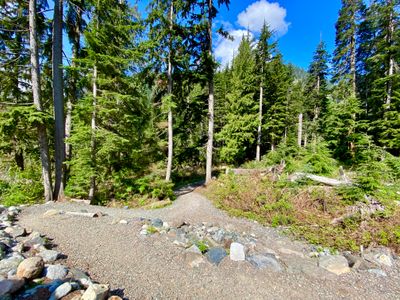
[88, 65, 97, 201]
[52, 0, 65, 201]
[386, 3, 394, 108]
[205, 0, 214, 184]
[297, 113, 303, 147]
[65, 7, 82, 182]
[350, 30, 357, 95]
[256, 82, 263, 161]
[29, 0, 53, 202]
[165, 1, 174, 182]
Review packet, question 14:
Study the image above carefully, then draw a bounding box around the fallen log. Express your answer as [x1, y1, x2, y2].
[65, 211, 99, 218]
[289, 172, 352, 186]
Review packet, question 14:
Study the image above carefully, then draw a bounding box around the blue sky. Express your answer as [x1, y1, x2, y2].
[214, 0, 342, 69]
[134, 0, 341, 69]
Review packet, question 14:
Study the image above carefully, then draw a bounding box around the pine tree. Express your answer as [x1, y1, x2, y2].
[255, 23, 276, 160]
[216, 34, 257, 164]
[333, 0, 364, 94]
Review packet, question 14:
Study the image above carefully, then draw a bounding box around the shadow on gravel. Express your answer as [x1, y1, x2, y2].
[111, 288, 127, 299]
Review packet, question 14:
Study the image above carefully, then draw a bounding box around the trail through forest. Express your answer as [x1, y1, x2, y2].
[17, 190, 400, 299]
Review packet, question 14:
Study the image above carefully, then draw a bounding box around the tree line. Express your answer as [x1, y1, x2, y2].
[0, 0, 399, 204]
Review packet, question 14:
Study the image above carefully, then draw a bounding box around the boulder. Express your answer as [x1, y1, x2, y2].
[318, 255, 351, 275]
[0, 256, 23, 277]
[16, 257, 44, 279]
[4, 226, 25, 238]
[81, 283, 110, 300]
[0, 277, 25, 296]
[49, 282, 73, 300]
[205, 247, 227, 265]
[247, 254, 282, 271]
[68, 268, 92, 287]
[230, 242, 245, 261]
[45, 264, 68, 280]
[38, 250, 60, 263]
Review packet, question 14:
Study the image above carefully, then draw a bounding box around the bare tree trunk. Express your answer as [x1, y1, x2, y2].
[166, 1, 174, 182]
[256, 82, 263, 161]
[386, 3, 394, 109]
[304, 132, 308, 148]
[297, 113, 303, 147]
[65, 7, 82, 181]
[88, 65, 97, 201]
[205, 0, 214, 184]
[29, 0, 53, 202]
[52, 0, 65, 201]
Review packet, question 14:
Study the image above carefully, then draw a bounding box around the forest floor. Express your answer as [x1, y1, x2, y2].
[17, 188, 400, 299]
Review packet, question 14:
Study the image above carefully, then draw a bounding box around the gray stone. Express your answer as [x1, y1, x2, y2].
[186, 245, 202, 255]
[81, 283, 109, 300]
[68, 268, 92, 287]
[247, 254, 282, 271]
[205, 247, 227, 265]
[39, 250, 60, 263]
[43, 209, 61, 217]
[4, 226, 25, 238]
[45, 264, 68, 280]
[0, 277, 25, 296]
[0, 256, 23, 277]
[364, 252, 393, 267]
[16, 257, 44, 279]
[211, 229, 225, 243]
[230, 242, 245, 261]
[318, 255, 350, 275]
[23, 234, 47, 248]
[50, 282, 73, 300]
[151, 218, 163, 228]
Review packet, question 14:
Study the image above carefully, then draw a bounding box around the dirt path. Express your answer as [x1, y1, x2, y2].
[17, 191, 400, 299]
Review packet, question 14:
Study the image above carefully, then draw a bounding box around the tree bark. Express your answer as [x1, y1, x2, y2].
[256, 81, 263, 161]
[52, 0, 65, 201]
[386, 2, 394, 108]
[205, 0, 214, 184]
[88, 65, 97, 201]
[165, 1, 174, 182]
[29, 0, 53, 202]
[297, 112, 303, 147]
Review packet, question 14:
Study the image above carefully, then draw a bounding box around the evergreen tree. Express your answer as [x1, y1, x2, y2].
[216, 34, 257, 164]
[333, 0, 364, 94]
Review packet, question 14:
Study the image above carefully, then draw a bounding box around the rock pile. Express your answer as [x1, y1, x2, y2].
[0, 205, 120, 300]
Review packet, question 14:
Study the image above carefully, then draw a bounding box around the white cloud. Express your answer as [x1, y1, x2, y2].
[214, 30, 254, 68]
[237, 0, 290, 36]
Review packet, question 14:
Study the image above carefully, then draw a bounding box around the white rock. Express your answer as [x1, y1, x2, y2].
[50, 282, 73, 300]
[39, 250, 60, 263]
[318, 255, 351, 275]
[119, 220, 128, 224]
[81, 283, 109, 300]
[45, 264, 68, 280]
[230, 242, 245, 261]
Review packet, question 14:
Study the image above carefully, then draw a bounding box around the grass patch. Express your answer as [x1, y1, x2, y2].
[203, 173, 400, 253]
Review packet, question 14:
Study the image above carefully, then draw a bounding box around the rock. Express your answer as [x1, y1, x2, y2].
[205, 247, 227, 265]
[318, 255, 351, 275]
[108, 296, 123, 300]
[368, 269, 387, 277]
[247, 254, 282, 271]
[139, 229, 148, 236]
[364, 252, 393, 267]
[186, 245, 202, 255]
[184, 252, 207, 268]
[49, 282, 73, 300]
[16, 257, 44, 279]
[81, 283, 109, 300]
[23, 235, 47, 248]
[230, 242, 245, 261]
[0, 256, 23, 277]
[118, 220, 128, 225]
[343, 252, 376, 270]
[43, 209, 61, 217]
[38, 250, 60, 263]
[211, 229, 225, 243]
[45, 264, 68, 280]
[0, 277, 25, 296]
[4, 226, 25, 238]
[19, 280, 63, 300]
[68, 268, 92, 287]
[151, 218, 163, 228]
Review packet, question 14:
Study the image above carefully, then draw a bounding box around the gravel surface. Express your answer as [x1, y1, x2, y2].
[17, 191, 400, 299]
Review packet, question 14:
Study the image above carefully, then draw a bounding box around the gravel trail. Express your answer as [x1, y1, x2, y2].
[17, 191, 400, 299]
